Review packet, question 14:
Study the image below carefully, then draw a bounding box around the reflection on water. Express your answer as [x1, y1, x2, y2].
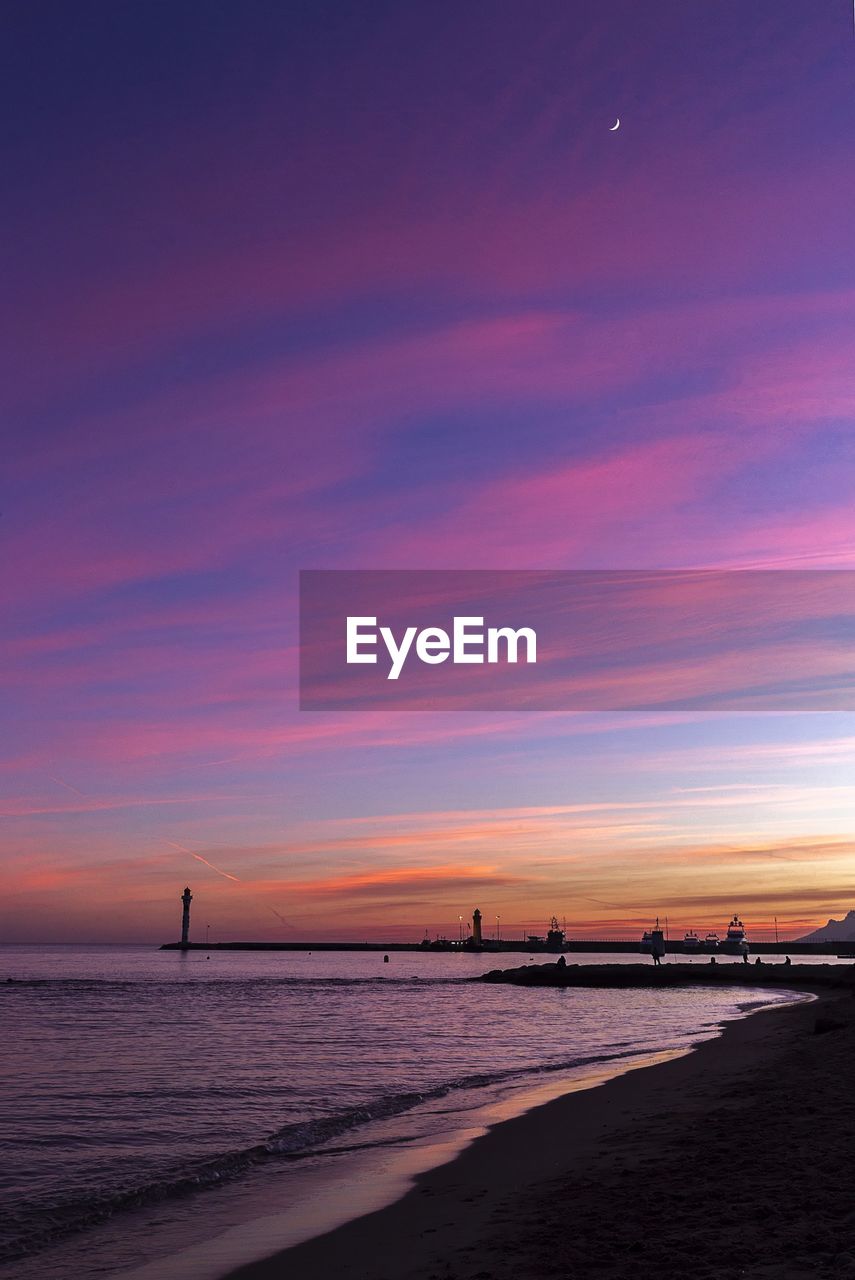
[0, 946, 809, 1280]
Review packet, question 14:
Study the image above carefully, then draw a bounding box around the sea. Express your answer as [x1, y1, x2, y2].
[0, 945, 814, 1280]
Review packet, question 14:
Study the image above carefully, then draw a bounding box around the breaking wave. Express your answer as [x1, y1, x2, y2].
[1, 1044, 648, 1262]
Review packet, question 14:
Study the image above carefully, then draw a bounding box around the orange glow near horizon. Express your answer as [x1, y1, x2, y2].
[3, 784, 852, 943]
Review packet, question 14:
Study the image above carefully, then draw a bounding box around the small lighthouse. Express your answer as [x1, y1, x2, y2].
[472, 908, 482, 947]
[180, 886, 193, 947]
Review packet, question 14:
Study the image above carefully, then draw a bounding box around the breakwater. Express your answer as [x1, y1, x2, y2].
[478, 961, 855, 990]
[159, 939, 853, 955]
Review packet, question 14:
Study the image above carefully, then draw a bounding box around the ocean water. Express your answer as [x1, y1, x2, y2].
[0, 946, 807, 1280]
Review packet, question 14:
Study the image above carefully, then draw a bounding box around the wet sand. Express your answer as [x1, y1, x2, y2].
[224, 987, 855, 1280]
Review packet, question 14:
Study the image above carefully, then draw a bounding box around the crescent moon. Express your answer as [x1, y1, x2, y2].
[609, 118, 620, 131]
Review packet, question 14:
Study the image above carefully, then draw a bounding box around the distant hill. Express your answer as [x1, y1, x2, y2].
[799, 911, 855, 943]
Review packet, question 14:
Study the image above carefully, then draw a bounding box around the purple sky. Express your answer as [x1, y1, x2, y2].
[2, 1, 854, 943]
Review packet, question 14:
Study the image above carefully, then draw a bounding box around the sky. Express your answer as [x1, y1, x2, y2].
[1, 0, 854, 944]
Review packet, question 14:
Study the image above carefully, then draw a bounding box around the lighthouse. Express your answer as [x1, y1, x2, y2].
[472, 908, 482, 947]
[180, 886, 193, 946]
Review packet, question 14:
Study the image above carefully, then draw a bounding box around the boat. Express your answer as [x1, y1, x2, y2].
[682, 930, 701, 953]
[720, 914, 750, 956]
[639, 918, 666, 960]
[546, 916, 566, 951]
[701, 932, 719, 952]
[419, 934, 454, 951]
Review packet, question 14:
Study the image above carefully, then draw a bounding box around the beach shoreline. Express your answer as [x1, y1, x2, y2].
[223, 983, 855, 1280]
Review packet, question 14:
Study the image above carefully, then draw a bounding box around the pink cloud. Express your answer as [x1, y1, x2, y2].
[8, 140, 853, 413]
[356, 434, 737, 568]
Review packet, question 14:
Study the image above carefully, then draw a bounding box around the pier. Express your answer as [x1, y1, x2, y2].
[159, 938, 855, 956]
[160, 890, 855, 957]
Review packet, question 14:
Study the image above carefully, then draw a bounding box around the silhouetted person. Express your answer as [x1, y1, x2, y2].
[784, 956, 792, 966]
[556, 955, 566, 968]
[755, 956, 762, 965]
[652, 953, 661, 966]
[743, 951, 749, 964]
[710, 956, 716, 965]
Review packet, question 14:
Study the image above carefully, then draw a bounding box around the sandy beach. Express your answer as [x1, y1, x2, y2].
[225, 985, 855, 1280]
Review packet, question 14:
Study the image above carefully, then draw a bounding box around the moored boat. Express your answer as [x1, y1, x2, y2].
[639, 918, 666, 961]
[720, 914, 750, 956]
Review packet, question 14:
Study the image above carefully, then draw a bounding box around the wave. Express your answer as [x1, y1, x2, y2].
[1, 975, 466, 991]
[0, 1043, 655, 1262]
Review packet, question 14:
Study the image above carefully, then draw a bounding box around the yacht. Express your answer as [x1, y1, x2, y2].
[701, 932, 719, 952]
[639, 918, 666, 960]
[682, 930, 701, 953]
[720, 914, 750, 956]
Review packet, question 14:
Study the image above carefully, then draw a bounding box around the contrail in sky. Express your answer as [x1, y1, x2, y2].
[167, 840, 241, 882]
[268, 907, 296, 928]
[48, 774, 86, 797]
[167, 841, 295, 928]
[192, 853, 241, 882]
